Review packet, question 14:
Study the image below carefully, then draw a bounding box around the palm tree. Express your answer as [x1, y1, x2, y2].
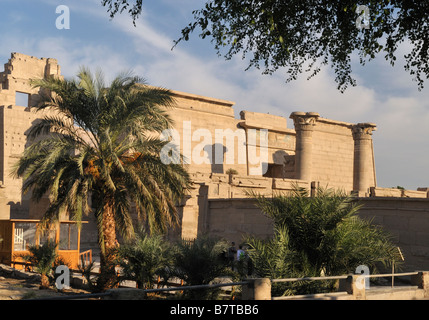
[24, 240, 59, 289]
[246, 186, 401, 295]
[13, 68, 191, 290]
[117, 228, 175, 290]
[174, 236, 231, 299]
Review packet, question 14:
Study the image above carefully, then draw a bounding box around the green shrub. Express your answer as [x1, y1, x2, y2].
[174, 236, 231, 299]
[117, 229, 174, 289]
[25, 240, 69, 289]
[246, 186, 401, 296]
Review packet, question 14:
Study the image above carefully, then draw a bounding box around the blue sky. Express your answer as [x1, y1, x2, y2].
[1, 0, 428, 190]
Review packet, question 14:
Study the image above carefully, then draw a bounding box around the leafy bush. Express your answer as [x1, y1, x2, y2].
[226, 168, 238, 175]
[78, 260, 97, 292]
[25, 240, 70, 289]
[173, 236, 231, 299]
[117, 229, 175, 289]
[246, 186, 401, 296]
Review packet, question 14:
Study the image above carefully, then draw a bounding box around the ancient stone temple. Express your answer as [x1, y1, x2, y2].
[1, 53, 429, 271]
[0, 53, 376, 234]
[0, 53, 62, 219]
[0, 52, 377, 229]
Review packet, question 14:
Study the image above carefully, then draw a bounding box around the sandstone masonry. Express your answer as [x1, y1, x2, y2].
[0, 53, 428, 270]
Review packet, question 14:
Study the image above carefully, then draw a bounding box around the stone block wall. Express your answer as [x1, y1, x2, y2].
[204, 198, 274, 244]
[179, 173, 310, 243]
[166, 90, 249, 176]
[370, 187, 429, 198]
[311, 118, 355, 191]
[186, 193, 429, 272]
[358, 197, 429, 271]
[0, 53, 62, 219]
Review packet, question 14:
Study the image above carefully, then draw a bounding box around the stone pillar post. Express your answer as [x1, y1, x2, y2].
[242, 278, 272, 300]
[180, 186, 200, 240]
[411, 271, 429, 298]
[345, 275, 367, 300]
[290, 112, 319, 182]
[352, 123, 377, 196]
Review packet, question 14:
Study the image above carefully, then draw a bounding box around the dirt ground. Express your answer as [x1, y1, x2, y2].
[0, 275, 91, 300]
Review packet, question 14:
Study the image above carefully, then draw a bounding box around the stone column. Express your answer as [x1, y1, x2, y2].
[290, 112, 319, 182]
[345, 275, 367, 300]
[352, 123, 377, 196]
[180, 186, 200, 240]
[242, 278, 272, 300]
[411, 271, 429, 298]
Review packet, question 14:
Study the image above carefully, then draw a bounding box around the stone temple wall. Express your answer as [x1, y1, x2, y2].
[0, 53, 62, 219]
[0, 53, 428, 271]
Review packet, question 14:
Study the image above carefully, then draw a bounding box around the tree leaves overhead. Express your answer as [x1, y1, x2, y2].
[176, 0, 428, 92]
[101, 0, 144, 26]
[102, 0, 429, 92]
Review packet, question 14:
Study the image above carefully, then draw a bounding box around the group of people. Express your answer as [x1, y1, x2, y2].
[227, 242, 245, 261]
[226, 242, 252, 275]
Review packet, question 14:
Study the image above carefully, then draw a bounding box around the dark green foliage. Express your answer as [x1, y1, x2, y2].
[246, 187, 401, 296]
[78, 260, 98, 292]
[102, 0, 143, 26]
[116, 234, 234, 298]
[25, 240, 58, 276]
[25, 240, 70, 289]
[173, 236, 231, 299]
[101, 1, 429, 91]
[13, 67, 191, 289]
[117, 229, 175, 289]
[175, 1, 428, 92]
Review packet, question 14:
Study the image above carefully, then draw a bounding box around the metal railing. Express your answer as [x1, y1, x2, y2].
[272, 271, 419, 285]
[25, 292, 112, 300]
[22, 271, 424, 300]
[25, 280, 249, 300]
[272, 275, 349, 283]
[358, 271, 419, 288]
[143, 281, 249, 294]
[270, 271, 421, 300]
[271, 274, 349, 300]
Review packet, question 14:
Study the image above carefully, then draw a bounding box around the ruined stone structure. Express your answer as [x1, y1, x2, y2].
[0, 53, 378, 219]
[0, 53, 62, 219]
[1, 53, 428, 270]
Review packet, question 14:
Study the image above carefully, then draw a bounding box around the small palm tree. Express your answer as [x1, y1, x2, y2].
[25, 240, 58, 289]
[246, 186, 401, 295]
[117, 228, 175, 289]
[13, 68, 191, 290]
[174, 236, 230, 299]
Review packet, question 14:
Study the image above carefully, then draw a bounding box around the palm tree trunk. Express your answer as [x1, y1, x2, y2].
[97, 201, 119, 291]
[40, 274, 50, 289]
